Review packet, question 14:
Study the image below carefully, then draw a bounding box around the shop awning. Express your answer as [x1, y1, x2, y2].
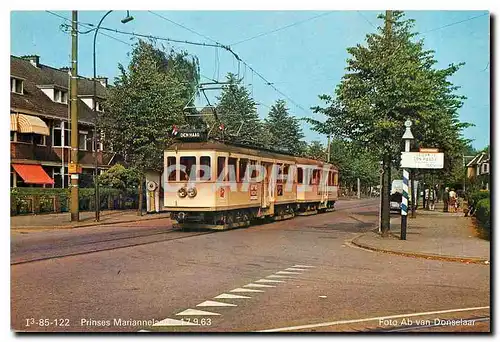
[12, 164, 54, 185]
[10, 114, 50, 136]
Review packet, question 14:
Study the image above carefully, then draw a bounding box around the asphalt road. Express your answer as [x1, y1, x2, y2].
[11, 198, 490, 333]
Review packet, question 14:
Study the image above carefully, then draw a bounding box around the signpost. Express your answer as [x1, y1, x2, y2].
[400, 152, 444, 169]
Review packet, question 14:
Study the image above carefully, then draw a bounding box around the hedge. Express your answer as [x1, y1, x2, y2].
[10, 187, 144, 215]
[475, 198, 490, 240]
[467, 190, 490, 207]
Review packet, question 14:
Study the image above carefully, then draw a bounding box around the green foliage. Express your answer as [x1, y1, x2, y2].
[262, 99, 305, 154]
[475, 198, 490, 240]
[329, 138, 380, 188]
[467, 190, 490, 207]
[98, 164, 139, 190]
[210, 73, 262, 144]
[305, 141, 326, 161]
[101, 40, 200, 173]
[307, 11, 472, 184]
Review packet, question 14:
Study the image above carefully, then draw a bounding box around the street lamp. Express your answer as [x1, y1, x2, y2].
[400, 119, 414, 240]
[93, 10, 134, 222]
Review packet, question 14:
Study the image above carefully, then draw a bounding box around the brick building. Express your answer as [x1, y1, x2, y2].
[10, 55, 116, 188]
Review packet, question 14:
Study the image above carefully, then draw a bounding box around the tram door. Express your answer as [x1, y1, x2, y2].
[261, 162, 272, 208]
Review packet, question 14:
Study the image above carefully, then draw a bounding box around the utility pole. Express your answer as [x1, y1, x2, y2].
[357, 178, 360, 199]
[327, 134, 331, 163]
[70, 10, 79, 222]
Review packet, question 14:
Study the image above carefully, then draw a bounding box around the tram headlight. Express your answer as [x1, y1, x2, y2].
[178, 187, 187, 198]
[187, 187, 197, 198]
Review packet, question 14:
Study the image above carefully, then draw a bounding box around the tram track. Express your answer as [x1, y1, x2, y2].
[11, 199, 378, 266]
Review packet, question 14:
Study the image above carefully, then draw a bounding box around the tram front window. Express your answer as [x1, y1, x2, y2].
[180, 156, 196, 181]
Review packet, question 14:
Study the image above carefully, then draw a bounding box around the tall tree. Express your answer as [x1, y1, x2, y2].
[305, 141, 327, 161]
[100, 40, 199, 214]
[263, 99, 305, 154]
[211, 73, 262, 144]
[307, 11, 471, 233]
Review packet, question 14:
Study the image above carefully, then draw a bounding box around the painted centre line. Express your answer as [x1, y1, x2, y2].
[230, 288, 264, 293]
[215, 293, 251, 299]
[244, 283, 275, 288]
[256, 279, 285, 283]
[276, 271, 301, 275]
[176, 309, 221, 316]
[197, 300, 237, 307]
[257, 306, 491, 332]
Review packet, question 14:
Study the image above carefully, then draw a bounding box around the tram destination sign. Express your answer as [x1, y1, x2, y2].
[173, 128, 207, 141]
[400, 152, 444, 169]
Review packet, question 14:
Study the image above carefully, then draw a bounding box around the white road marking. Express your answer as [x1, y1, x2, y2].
[267, 275, 294, 279]
[256, 279, 284, 283]
[152, 318, 200, 326]
[244, 283, 275, 288]
[285, 268, 307, 272]
[138, 329, 151, 332]
[230, 287, 265, 293]
[257, 306, 491, 332]
[176, 309, 221, 316]
[293, 265, 315, 268]
[276, 271, 301, 275]
[197, 300, 237, 307]
[215, 293, 251, 299]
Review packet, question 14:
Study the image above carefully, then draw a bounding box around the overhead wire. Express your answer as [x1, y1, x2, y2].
[230, 11, 334, 46]
[420, 12, 489, 34]
[45, 10, 132, 46]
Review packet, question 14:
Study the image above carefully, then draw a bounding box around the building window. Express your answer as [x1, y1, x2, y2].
[11, 77, 23, 94]
[33, 135, 46, 146]
[17, 133, 32, 143]
[53, 122, 70, 147]
[54, 89, 68, 103]
[79, 131, 88, 151]
[482, 163, 489, 174]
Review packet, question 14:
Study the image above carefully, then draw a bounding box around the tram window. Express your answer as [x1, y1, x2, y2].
[167, 157, 176, 181]
[199, 156, 211, 180]
[328, 171, 333, 186]
[311, 169, 320, 185]
[217, 157, 226, 180]
[283, 164, 289, 182]
[239, 159, 248, 182]
[297, 167, 303, 184]
[180, 156, 196, 181]
[250, 160, 257, 179]
[334, 172, 338, 186]
[228, 157, 237, 182]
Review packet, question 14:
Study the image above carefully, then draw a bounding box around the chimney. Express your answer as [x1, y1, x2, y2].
[21, 55, 40, 68]
[95, 76, 108, 87]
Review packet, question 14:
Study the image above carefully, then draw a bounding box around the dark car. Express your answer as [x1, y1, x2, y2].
[390, 192, 402, 213]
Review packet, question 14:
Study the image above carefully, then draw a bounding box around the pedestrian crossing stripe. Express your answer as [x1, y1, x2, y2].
[285, 268, 307, 271]
[267, 275, 294, 278]
[230, 288, 265, 293]
[276, 271, 301, 275]
[176, 309, 221, 316]
[256, 279, 284, 283]
[293, 265, 315, 268]
[197, 300, 237, 307]
[214, 293, 251, 299]
[244, 283, 275, 288]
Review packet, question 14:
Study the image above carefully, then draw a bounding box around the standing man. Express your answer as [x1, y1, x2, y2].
[424, 187, 430, 210]
[443, 187, 449, 212]
[429, 187, 436, 211]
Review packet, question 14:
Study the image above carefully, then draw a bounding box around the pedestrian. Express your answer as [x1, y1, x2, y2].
[435, 185, 440, 203]
[429, 187, 436, 211]
[424, 187, 430, 210]
[422, 184, 427, 210]
[449, 188, 457, 213]
[443, 187, 449, 212]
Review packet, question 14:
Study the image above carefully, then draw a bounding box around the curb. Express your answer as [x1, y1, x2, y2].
[11, 214, 171, 232]
[350, 233, 490, 265]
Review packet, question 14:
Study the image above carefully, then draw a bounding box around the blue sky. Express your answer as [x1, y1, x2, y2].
[10, 10, 490, 150]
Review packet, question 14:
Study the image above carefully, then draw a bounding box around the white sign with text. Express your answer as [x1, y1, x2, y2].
[401, 152, 444, 169]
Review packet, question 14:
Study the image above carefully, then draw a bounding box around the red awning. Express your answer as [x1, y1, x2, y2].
[12, 164, 54, 185]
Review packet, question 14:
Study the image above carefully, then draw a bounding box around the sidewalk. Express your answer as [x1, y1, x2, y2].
[352, 202, 490, 264]
[11, 210, 171, 231]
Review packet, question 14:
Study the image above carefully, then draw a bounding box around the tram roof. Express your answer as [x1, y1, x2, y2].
[166, 140, 337, 169]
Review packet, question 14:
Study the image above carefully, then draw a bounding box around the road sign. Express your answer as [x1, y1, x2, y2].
[419, 147, 439, 153]
[401, 152, 444, 169]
